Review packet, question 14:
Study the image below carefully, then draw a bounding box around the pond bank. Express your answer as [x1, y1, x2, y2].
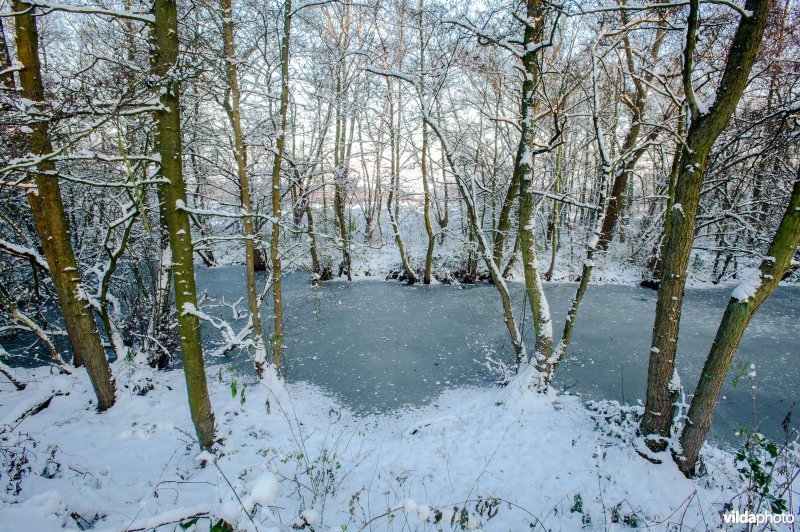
[0, 363, 777, 530]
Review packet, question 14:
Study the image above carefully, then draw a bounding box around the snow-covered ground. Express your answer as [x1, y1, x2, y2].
[0, 361, 777, 531]
[3, 207, 797, 531]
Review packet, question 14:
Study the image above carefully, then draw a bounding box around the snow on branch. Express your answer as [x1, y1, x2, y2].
[559, 0, 751, 19]
[444, 18, 523, 58]
[531, 190, 599, 211]
[175, 201, 278, 226]
[0, 239, 49, 271]
[22, 1, 154, 23]
[181, 302, 255, 358]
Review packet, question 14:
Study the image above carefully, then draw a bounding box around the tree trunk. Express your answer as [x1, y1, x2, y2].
[544, 144, 562, 280]
[676, 173, 800, 476]
[435, 142, 449, 244]
[269, 0, 292, 371]
[220, 0, 267, 376]
[419, 0, 434, 284]
[386, 78, 418, 284]
[14, 1, 116, 411]
[517, 0, 553, 368]
[647, 131, 684, 286]
[640, 0, 772, 452]
[149, 197, 175, 369]
[493, 163, 521, 270]
[332, 67, 353, 280]
[305, 201, 322, 277]
[502, 231, 521, 278]
[0, 17, 15, 89]
[152, 0, 215, 449]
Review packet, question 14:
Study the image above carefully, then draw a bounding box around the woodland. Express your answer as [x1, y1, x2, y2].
[0, 0, 799, 529]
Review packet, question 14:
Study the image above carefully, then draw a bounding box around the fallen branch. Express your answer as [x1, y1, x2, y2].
[0, 361, 26, 390]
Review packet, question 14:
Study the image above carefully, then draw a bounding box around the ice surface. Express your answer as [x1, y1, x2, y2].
[6, 267, 799, 448]
[189, 269, 800, 448]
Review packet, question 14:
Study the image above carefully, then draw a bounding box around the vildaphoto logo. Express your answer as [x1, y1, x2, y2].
[722, 510, 796, 525]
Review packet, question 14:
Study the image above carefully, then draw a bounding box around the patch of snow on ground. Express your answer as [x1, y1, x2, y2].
[0, 362, 774, 530]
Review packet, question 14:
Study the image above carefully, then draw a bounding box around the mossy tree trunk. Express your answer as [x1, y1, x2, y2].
[517, 0, 553, 367]
[493, 158, 522, 271]
[151, 0, 215, 449]
[13, 0, 116, 411]
[640, 0, 772, 452]
[676, 174, 800, 476]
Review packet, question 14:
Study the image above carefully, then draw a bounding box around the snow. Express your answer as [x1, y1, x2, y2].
[300, 508, 320, 527]
[668, 367, 681, 392]
[732, 269, 762, 302]
[0, 240, 49, 271]
[196, 450, 215, 463]
[0, 362, 773, 530]
[248, 473, 279, 508]
[697, 92, 716, 115]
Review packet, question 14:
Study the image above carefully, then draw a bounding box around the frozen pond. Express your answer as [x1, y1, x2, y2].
[195, 268, 799, 449]
[3, 267, 798, 449]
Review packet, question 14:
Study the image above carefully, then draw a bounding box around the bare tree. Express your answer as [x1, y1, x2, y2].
[640, 0, 773, 453]
[13, 0, 116, 410]
[152, 0, 216, 449]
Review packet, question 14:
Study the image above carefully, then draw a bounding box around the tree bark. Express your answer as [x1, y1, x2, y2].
[269, 0, 292, 371]
[419, 0, 435, 284]
[14, 0, 116, 411]
[517, 0, 553, 367]
[152, 0, 215, 449]
[332, 61, 353, 280]
[220, 0, 267, 376]
[676, 173, 800, 476]
[386, 77, 418, 284]
[640, 0, 772, 452]
[493, 163, 521, 270]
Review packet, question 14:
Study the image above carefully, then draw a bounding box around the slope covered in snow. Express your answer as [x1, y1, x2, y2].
[0, 361, 774, 531]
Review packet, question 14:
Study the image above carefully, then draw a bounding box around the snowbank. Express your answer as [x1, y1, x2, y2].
[0, 363, 762, 530]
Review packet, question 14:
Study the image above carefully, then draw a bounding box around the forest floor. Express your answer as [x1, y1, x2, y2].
[0, 361, 762, 531]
